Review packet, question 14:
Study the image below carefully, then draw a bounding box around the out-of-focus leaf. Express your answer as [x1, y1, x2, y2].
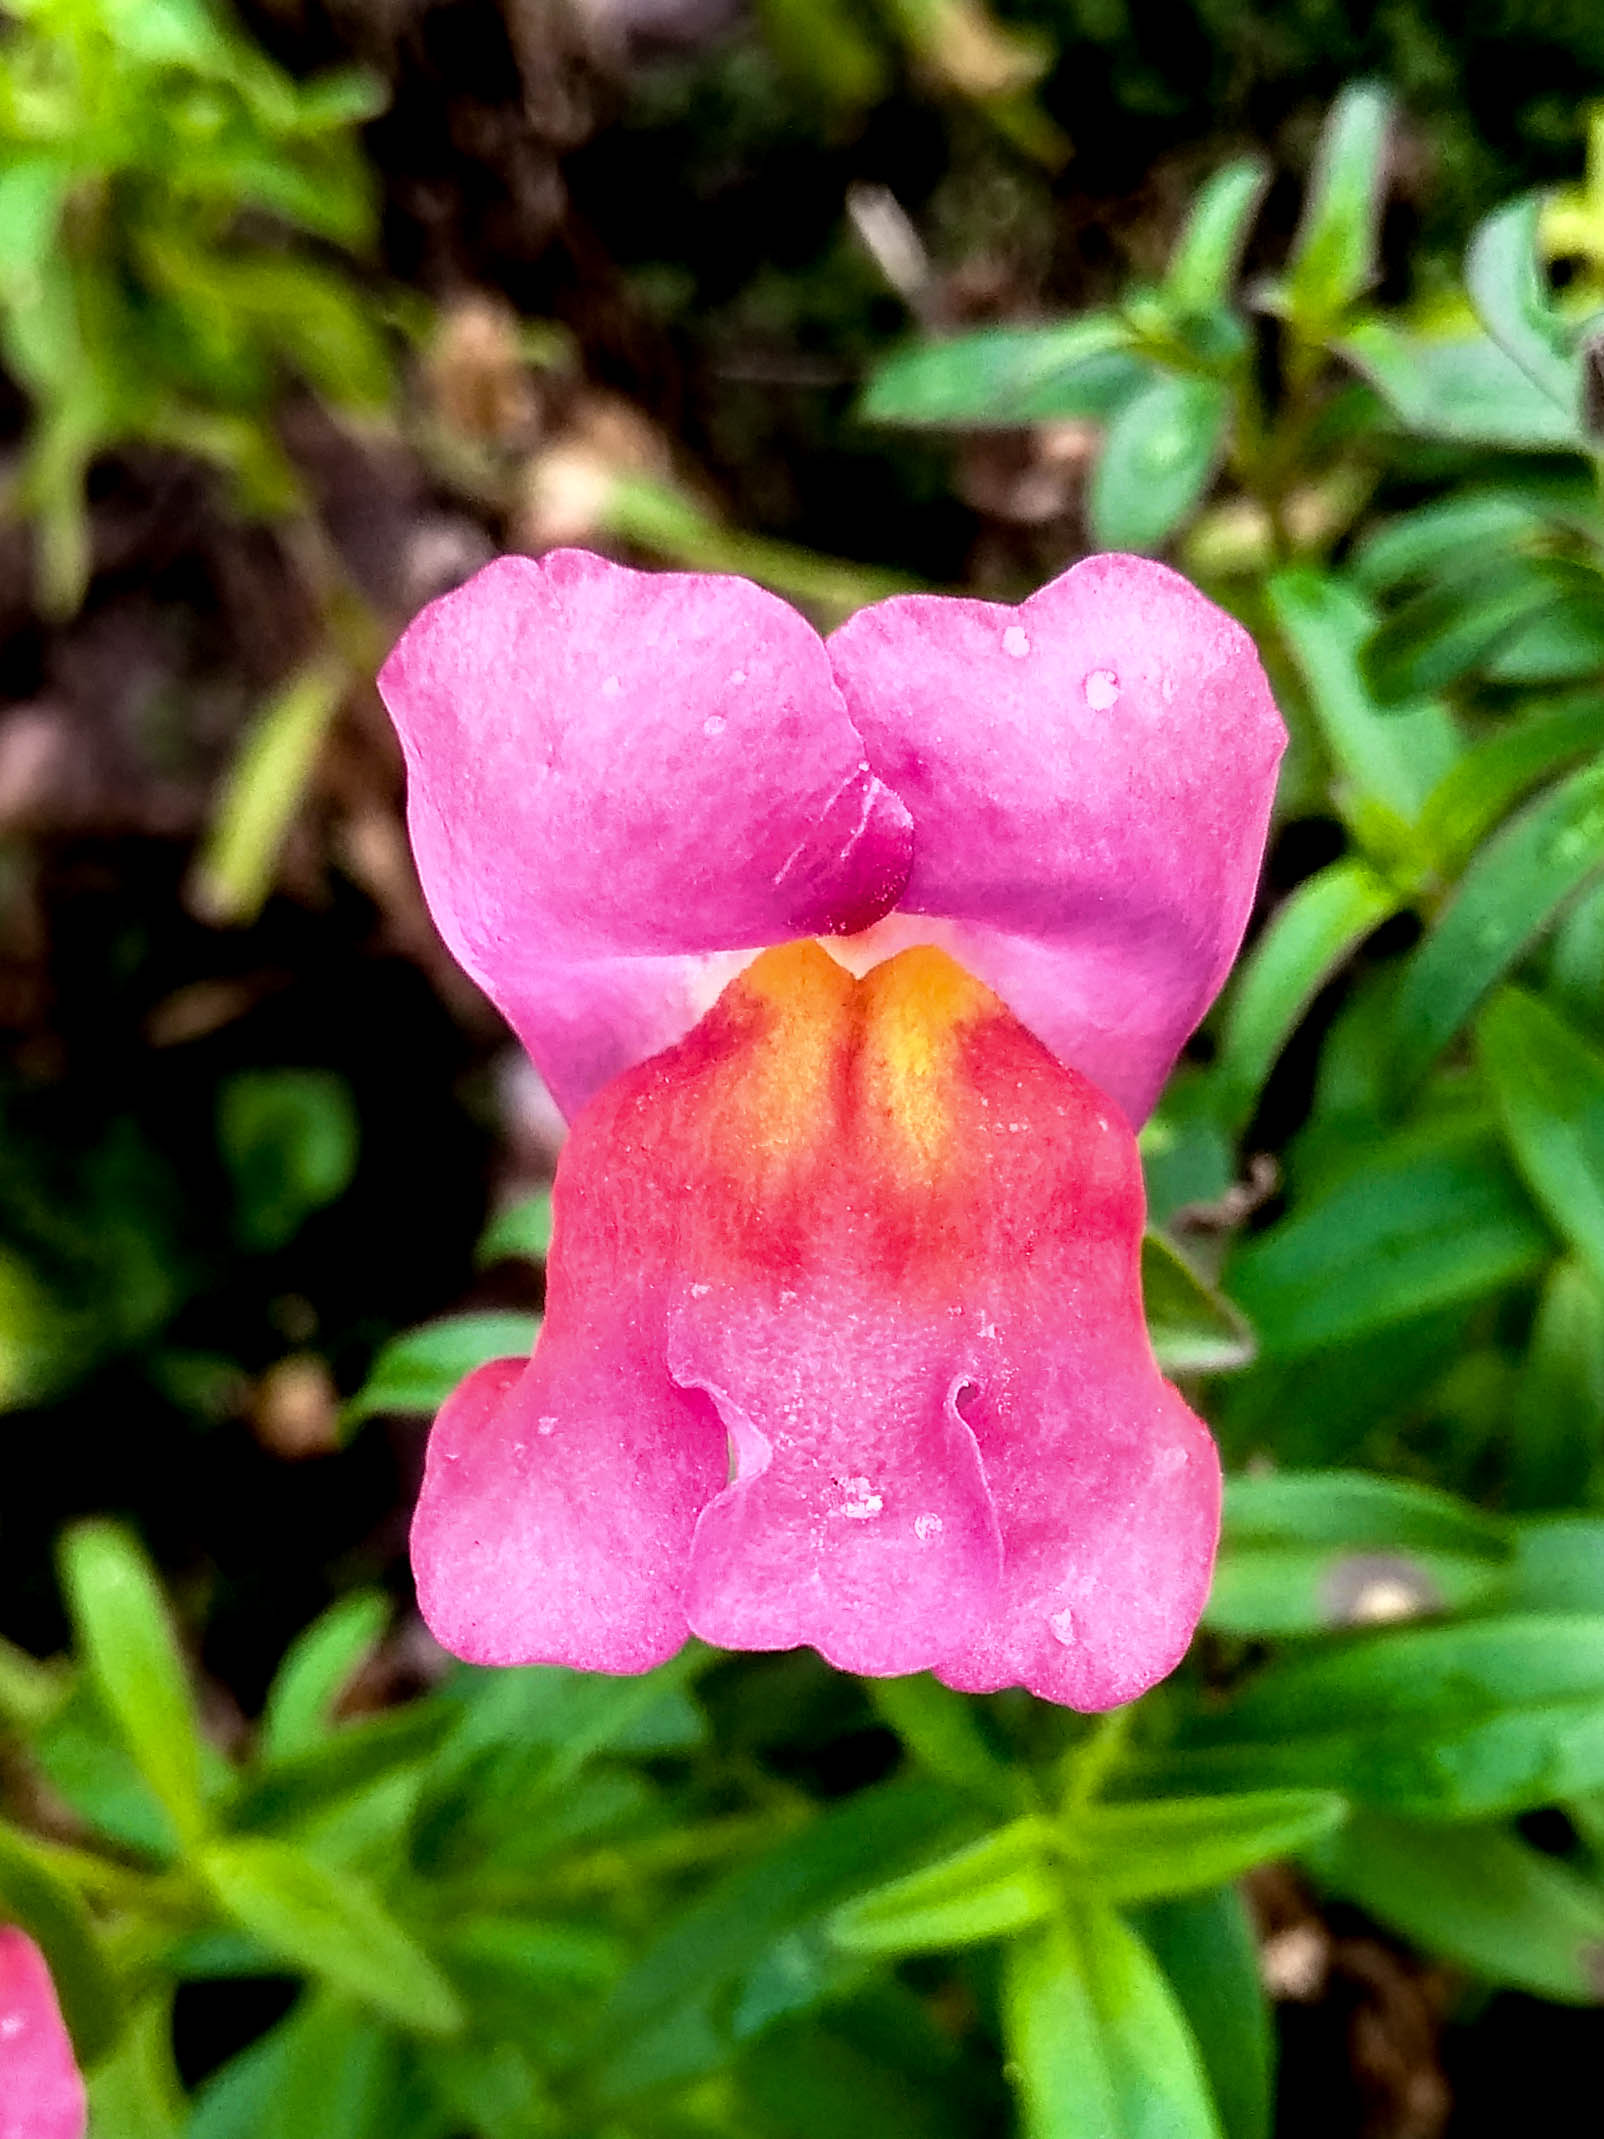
[1215, 859, 1402, 1127]
[831, 1818, 1055, 1952]
[1062, 1791, 1346, 1903]
[1466, 193, 1582, 416]
[1391, 759, 1604, 1093]
[1352, 490, 1555, 595]
[1513, 1265, 1604, 1511]
[1417, 694, 1604, 873]
[861, 316, 1145, 427]
[1139, 1074, 1234, 1229]
[1157, 1615, 1604, 1818]
[1088, 372, 1229, 552]
[232, 1705, 451, 1835]
[1550, 876, 1604, 1026]
[57, 1522, 212, 1854]
[343, 1312, 538, 1428]
[1338, 318, 1583, 448]
[202, 1837, 463, 2035]
[1206, 1542, 1509, 1636]
[189, 662, 348, 926]
[1480, 987, 1604, 1286]
[1267, 569, 1459, 829]
[866, 1674, 1017, 1811]
[1165, 159, 1268, 313]
[1510, 1517, 1604, 1613]
[737, 2003, 975, 2139]
[1227, 1117, 1549, 1359]
[1282, 83, 1393, 327]
[0, 1823, 121, 2064]
[84, 1996, 183, 2139]
[1223, 1470, 1511, 1557]
[475, 1189, 553, 1267]
[1361, 557, 1599, 705]
[258, 1593, 392, 1763]
[218, 1068, 358, 1253]
[1310, 1812, 1604, 2002]
[591, 1780, 966, 2099]
[1136, 1889, 1272, 2139]
[1004, 1906, 1221, 2139]
[1142, 1231, 1256, 1374]
[186, 1991, 410, 2139]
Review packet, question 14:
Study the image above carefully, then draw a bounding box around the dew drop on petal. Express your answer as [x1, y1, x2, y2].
[914, 1512, 944, 1542]
[1084, 668, 1120, 710]
[839, 1475, 884, 1520]
[601, 674, 622, 698]
[1002, 624, 1031, 659]
[703, 713, 727, 738]
[1048, 1605, 1077, 1647]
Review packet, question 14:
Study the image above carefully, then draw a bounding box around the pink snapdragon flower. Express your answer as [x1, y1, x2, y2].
[379, 549, 1283, 1709]
[0, 1929, 86, 2139]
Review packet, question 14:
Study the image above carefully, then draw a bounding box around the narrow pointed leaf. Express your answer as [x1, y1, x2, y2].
[1165, 159, 1269, 313]
[1142, 1231, 1255, 1374]
[1480, 986, 1604, 1287]
[1064, 1790, 1346, 1903]
[1284, 83, 1393, 325]
[831, 1819, 1056, 1953]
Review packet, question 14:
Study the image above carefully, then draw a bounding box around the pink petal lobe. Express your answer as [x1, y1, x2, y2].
[673, 1299, 1001, 1677]
[379, 549, 912, 1117]
[828, 553, 1285, 1123]
[0, 1929, 85, 2139]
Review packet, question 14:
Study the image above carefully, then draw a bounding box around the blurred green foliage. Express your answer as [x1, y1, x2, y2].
[0, 0, 389, 615]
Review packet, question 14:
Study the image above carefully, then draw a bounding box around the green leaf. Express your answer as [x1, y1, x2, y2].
[1215, 858, 1402, 1127]
[1391, 759, 1604, 1093]
[1510, 1516, 1604, 1613]
[1003, 1905, 1222, 2139]
[1336, 319, 1583, 449]
[187, 1991, 410, 2139]
[1310, 1812, 1604, 2002]
[189, 661, 348, 926]
[1283, 83, 1393, 327]
[1226, 1116, 1550, 1359]
[1466, 192, 1581, 416]
[343, 1312, 538, 1428]
[1205, 1542, 1510, 1637]
[1159, 1615, 1604, 1818]
[1480, 987, 1604, 1287]
[57, 1521, 212, 1854]
[1141, 1231, 1255, 1375]
[218, 1068, 359, 1253]
[1361, 556, 1597, 706]
[866, 1673, 1018, 1810]
[475, 1189, 553, 1268]
[1062, 1791, 1346, 1904]
[202, 1837, 463, 2035]
[1222, 1470, 1511, 1558]
[1267, 568, 1460, 828]
[1136, 1890, 1272, 2139]
[1164, 159, 1269, 314]
[831, 1818, 1056, 1953]
[592, 1779, 967, 2099]
[860, 316, 1146, 428]
[232, 1704, 451, 1835]
[0, 1822, 121, 2064]
[1416, 694, 1604, 874]
[84, 1995, 183, 2139]
[1513, 1259, 1604, 1511]
[259, 1592, 391, 1763]
[1088, 372, 1229, 553]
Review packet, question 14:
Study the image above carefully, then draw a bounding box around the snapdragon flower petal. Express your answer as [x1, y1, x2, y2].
[828, 553, 1285, 1123]
[379, 549, 913, 1116]
[0, 1929, 85, 2139]
[411, 942, 1217, 1701]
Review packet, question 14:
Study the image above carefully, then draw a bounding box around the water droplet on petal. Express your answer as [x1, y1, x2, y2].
[601, 674, 622, 698]
[914, 1512, 943, 1542]
[703, 713, 726, 738]
[1048, 1606, 1076, 1646]
[1002, 624, 1031, 659]
[1084, 668, 1120, 710]
[537, 1415, 558, 1436]
[839, 1474, 884, 1520]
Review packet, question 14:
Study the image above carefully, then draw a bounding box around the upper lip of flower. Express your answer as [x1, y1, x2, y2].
[377, 543, 1285, 1130]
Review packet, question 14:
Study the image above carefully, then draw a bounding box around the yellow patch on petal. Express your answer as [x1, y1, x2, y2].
[859, 946, 999, 1178]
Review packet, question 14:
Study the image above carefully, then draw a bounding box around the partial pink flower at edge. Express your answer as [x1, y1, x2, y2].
[380, 549, 1284, 1709]
[0, 1929, 87, 2139]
